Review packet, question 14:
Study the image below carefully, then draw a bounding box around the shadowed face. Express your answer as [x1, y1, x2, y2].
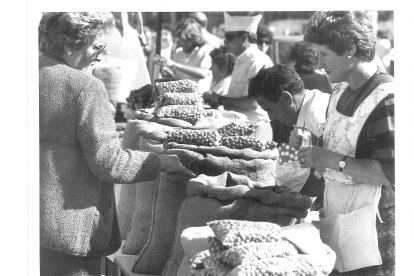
[224, 32, 245, 57]
[255, 95, 296, 126]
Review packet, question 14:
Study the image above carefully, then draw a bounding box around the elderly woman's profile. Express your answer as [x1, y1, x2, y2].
[39, 12, 191, 276]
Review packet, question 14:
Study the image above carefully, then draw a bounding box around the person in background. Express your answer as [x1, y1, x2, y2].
[92, 12, 151, 122]
[39, 12, 192, 276]
[203, 46, 235, 107]
[160, 17, 213, 93]
[212, 22, 226, 40]
[248, 64, 330, 199]
[216, 12, 273, 126]
[376, 30, 394, 75]
[287, 41, 332, 94]
[189, 12, 223, 49]
[291, 11, 394, 275]
[147, 23, 175, 80]
[256, 25, 273, 54]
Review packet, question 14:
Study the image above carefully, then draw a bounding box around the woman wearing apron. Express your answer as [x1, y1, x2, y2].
[290, 11, 394, 275]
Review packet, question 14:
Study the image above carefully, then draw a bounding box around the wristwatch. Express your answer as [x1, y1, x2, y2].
[338, 155, 348, 172]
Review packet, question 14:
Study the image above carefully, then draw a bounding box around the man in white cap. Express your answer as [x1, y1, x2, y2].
[215, 12, 274, 133]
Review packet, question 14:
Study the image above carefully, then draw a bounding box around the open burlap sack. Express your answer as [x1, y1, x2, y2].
[116, 121, 161, 240]
[161, 171, 313, 276]
[163, 144, 278, 186]
[187, 172, 312, 210]
[161, 193, 309, 276]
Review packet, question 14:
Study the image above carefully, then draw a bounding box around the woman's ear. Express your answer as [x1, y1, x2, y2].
[346, 43, 357, 58]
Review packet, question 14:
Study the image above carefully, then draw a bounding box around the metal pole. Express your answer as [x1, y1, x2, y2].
[152, 12, 163, 83]
[155, 12, 163, 55]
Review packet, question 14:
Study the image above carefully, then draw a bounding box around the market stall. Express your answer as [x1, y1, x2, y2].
[105, 78, 331, 276]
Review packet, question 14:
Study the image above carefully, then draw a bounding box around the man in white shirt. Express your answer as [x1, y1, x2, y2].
[248, 64, 330, 198]
[216, 12, 274, 125]
[248, 64, 329, 139]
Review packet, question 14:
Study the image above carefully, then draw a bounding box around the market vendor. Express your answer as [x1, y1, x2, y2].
[291, 11, 395, 275]
[248, 64, 330, 198]
[39, 12, 193, 276]
[211, 12, 273, 124]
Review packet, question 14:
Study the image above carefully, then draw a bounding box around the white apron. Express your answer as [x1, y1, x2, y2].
[321, 82, 393, 272]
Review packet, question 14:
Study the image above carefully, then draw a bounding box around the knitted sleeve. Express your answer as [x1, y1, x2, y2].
[76, 76, 161, 183]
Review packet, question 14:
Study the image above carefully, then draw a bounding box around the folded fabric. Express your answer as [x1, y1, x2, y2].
[187, 172, 313, 210]
[281, 223, 336, 274]
[181, 226, 215, 258]
[164, 148, 277, 185]
[177, 255, 192, 276]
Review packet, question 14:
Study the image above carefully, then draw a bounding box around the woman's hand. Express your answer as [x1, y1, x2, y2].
[159, 154, 195, 177]
[155, 55, 176, 68]
[163, 57, 176, 68]
[297, 146, 339, 169]
[289, 127, 312, 149]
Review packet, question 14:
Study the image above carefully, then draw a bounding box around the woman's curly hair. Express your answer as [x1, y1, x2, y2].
[304, 11, 376, 62]
[39, 12, 114, 57]
[175, 18, 205, 47]
[288, 41, 319, 74]
[210, 46, 236, 75]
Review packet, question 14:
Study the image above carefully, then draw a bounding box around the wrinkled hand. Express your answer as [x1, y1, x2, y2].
[159, 154, 195, 177]
[297, 146, 335, 169]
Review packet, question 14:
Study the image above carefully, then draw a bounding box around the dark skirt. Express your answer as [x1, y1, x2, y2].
[40, 247, 102, 276]
[329, 205, 395, 276]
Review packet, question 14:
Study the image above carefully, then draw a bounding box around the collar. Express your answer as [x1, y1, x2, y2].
[300, 89, 312, 108]
[235, 44, 259, 63]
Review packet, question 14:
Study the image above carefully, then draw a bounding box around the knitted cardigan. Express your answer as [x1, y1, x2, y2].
[39, 56, 161, 257]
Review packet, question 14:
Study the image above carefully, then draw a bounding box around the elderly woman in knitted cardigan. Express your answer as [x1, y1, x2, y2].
[39, 12, 192, 276]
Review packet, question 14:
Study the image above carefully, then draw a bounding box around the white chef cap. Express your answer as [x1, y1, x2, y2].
[224, 12, 262, 33]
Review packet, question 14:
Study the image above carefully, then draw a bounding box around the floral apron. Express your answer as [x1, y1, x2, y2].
[321, 82, 393, 272]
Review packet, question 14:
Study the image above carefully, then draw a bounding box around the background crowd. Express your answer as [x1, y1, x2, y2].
[86, 11, 393, 123]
